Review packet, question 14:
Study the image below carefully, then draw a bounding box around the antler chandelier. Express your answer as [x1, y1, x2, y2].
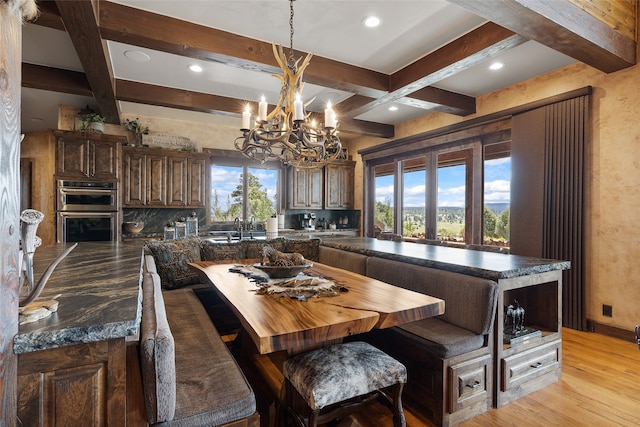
[235, 0, 342, 169]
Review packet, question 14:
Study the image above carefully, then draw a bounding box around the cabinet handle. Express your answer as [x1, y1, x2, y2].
[530, 361, 543, 369]
[465, 380, 481, 389]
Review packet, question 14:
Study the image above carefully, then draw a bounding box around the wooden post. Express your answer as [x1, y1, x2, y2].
[1, 1, 37, 424]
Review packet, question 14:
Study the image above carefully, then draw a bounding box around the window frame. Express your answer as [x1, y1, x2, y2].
[204, 149, 285, 226]
[363, 134, 511, 246]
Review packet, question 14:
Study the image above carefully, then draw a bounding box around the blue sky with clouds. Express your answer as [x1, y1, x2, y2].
[375, 157, 511, 208]
[210, 165, 278, 212]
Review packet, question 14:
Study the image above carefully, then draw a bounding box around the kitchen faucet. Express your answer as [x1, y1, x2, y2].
[234, 217, 242, 232]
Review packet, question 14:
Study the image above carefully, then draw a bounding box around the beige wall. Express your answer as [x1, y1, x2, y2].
[346, 60, 640, 331]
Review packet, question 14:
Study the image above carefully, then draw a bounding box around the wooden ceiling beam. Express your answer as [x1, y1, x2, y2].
[21, 63, 92, 97]
[97, 1, 473, 119]
[449, 0, 636, 73]
[115, 80, 394, 139]
[55, 0, 119, 123]
[98, 1, 388, 98]
[344, 23, 522, 118]
[29, 0, 64, 31]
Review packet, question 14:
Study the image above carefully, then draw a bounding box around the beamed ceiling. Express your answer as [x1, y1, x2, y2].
[21, 0, 637, 139]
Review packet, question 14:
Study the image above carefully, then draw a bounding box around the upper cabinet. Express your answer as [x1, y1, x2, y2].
[287, 160, 355, 210]
[122, 147, 208, 208]
[324, 161, 355, 210]
[55, 131, 123, 181]
[287, 167, 323, 209]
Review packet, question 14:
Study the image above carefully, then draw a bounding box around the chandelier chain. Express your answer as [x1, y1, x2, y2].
[288, 0, 295, 69]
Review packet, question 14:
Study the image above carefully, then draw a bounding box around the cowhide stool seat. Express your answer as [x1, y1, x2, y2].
[282, 341, 407, 427]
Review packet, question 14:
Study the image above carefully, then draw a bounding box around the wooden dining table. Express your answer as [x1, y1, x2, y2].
[189, 260, 445, 355]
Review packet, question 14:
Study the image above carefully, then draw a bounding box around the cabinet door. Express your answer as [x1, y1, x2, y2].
[91, 140, 119, 180]
[57, 138, 89, 178]
[167, 155, 188, 206]
[122, 149, 146, 206]
[188, 156, 207, 207]
[146, 154, 167, 206]
[308, 167, 323, 209]
[288, 167, 322, 209]
[324, 162, 354, 209]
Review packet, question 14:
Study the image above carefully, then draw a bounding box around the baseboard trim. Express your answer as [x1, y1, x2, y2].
[586, 320, 636, 343]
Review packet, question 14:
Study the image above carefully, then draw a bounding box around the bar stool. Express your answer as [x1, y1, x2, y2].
[282, 341, 407, 427]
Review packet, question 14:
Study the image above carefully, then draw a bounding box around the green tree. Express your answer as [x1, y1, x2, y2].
[228, 172, 275, 222]
[210, 189, 225, 221]
[483, 206, 497, 239]
[496, 207, 510, 239]
[375, 198, 394, 230]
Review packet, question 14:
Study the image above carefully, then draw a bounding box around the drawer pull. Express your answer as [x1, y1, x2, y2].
[465, 380, 481, 389]
[530, 361, 543, 369]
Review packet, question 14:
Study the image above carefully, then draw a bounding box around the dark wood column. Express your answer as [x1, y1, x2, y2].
[1, 2, 35, 424]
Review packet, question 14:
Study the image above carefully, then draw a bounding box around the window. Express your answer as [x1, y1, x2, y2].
[402, 157, 427, 238]
[209, 161, 280, 224]
[483, 142, 511, 246]
[364, 140, 507, 246]
[374, 163, 394, 232]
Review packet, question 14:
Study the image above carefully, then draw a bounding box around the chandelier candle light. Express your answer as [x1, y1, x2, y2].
[235, 0, 342, 169]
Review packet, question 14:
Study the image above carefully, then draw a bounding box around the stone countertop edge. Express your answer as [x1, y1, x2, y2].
[14, 241, 145, 354]
[320, 238, 570, 280]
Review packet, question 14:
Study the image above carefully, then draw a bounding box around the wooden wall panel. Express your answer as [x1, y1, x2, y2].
[1, 4, 25, 424]
[567, 0, 637, 41]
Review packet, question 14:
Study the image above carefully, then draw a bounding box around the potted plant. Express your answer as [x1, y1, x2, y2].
[83, 113, 106, 133]
[123, 118, 149, 146]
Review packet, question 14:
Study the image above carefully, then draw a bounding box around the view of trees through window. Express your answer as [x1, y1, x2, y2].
[370, 143, 511, 246]
[210, 165, 278, 222]
[437, 163, 466, 241]
[374, 164, 394, 231]
[483, 154, 511, 245]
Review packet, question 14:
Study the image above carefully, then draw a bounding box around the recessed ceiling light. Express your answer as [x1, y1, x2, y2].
[362, 16, 382, 28]
[188, 64, 203, 72]
[124, 50, 151, 62]
[489, 62, 504, 71]
[388, 105, 398, 111]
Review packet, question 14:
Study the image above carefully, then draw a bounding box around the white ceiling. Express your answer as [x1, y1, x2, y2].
[21, 0, 576, 134]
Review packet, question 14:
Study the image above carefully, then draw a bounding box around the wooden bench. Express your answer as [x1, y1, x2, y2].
[319, 246, 499, 427]
[140, 256, 259, 427]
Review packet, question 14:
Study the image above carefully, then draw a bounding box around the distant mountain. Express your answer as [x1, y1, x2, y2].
[485, 203, 510, 214]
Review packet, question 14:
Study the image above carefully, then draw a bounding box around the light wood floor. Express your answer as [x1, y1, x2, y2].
[127, 328, 640, 427]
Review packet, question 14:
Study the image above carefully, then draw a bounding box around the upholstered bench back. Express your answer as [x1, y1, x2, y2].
[145, 237, 320, 290]
[318, 246, 368, 275]
[365, 257, 498, 336]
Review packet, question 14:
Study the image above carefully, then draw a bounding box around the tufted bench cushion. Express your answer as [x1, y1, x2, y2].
[392, 318, 485, 359]
[161, 288, 256, 426]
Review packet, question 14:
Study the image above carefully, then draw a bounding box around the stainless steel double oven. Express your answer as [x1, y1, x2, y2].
[56, 180, 119, 243]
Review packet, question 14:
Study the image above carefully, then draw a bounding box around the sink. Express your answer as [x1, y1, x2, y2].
[206, 230, 266, 241]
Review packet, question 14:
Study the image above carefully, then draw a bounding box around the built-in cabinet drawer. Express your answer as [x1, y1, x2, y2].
[501, 339, 561, 391]
[448, 354, 491, 413]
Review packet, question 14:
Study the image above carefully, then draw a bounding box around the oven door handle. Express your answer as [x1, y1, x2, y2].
[59, 188, 115, 195]
[58, 212, 115, 218]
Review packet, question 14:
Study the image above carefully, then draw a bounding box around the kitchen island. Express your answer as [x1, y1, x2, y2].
[15, 241, 144, 426]
[320, 237, 570, 407]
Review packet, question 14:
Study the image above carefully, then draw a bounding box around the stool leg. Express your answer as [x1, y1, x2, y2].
[390, 383, 406, 427]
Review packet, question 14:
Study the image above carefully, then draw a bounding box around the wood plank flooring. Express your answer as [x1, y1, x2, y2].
[126, 328, 640, 427]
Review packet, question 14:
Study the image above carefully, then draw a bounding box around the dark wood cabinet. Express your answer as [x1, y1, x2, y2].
[288, 161, 355, 210]
[122, 147, 208, 208]
[17, 338, 127, 427]
[324, 161, 355, 209]
[55, 131, 122, 181]
[287, 167, 323, 209]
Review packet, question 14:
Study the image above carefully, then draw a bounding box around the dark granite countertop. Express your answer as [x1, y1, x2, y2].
[14, 241, 144, 354]
[321, 238, 570, 280]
